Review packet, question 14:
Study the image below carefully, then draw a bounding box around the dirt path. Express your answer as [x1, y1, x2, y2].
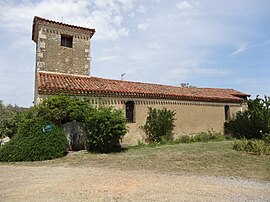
[0, 165, 269, 202]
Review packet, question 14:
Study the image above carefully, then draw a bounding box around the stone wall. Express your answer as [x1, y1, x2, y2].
[35, 25, 91, 75]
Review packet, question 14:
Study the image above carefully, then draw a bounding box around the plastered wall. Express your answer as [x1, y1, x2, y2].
[37, 95, 245, 146]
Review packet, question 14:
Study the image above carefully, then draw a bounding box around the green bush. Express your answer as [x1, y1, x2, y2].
[0, 117, 68, 162]
[37, 95, 93, 125]
[1, 95, 130, 158]
[85, 107, 128, 153]
[0, 103, 25, 138]
[175, 131, 225, 143]
[225, 96, 270, 139]
[232, 139, 270, 155]
[142, 107, 176, 143]
[0, 111, 20, 138]
[263, 133, 270, 144]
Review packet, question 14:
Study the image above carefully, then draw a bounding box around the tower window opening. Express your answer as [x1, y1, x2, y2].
[61, 34, 73, 48]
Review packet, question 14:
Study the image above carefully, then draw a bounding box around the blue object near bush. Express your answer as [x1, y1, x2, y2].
[42, 124, 53, 133]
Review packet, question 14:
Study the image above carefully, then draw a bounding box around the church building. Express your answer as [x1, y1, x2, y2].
[32, 16, 249, 145]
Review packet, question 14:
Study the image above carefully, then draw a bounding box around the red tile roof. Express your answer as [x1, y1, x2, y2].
[32, 16, 95, 42]
[37, 71, 250, 103]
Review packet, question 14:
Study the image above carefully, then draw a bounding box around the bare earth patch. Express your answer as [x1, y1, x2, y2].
[0, 165, 269, 201]
[0, 141, 270, 201]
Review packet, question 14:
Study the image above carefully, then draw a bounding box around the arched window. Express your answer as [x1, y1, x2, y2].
[225, 105, 230, 121]
[126, 101, 135, 123]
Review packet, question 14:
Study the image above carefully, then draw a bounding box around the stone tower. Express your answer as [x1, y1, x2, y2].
[32, 16, 95, 75]
[32, 16, 95, 104]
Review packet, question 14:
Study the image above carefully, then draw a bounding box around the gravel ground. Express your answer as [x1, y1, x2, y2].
[0, 164, 269, 202]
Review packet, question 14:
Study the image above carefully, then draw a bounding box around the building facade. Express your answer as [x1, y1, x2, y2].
[32, 17, 249, 145]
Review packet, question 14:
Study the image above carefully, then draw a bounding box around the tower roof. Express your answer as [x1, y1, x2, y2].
[32, 16, 95, 42]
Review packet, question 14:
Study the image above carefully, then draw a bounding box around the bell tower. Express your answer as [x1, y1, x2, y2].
[32, 16, 95, 76]
[32, 16, 95, 104]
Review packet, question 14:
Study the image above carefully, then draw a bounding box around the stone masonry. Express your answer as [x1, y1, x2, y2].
[32, 17, 95, 104]
[32, 17, 95, 76]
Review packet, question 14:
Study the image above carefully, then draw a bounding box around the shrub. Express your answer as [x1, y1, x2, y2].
[232, 139, 270, 155]
[263, 133, 270, 144]
[85, 107, 128, 153]
[0, 103, 25, 138]
[175, 131, 225, 143]
[37, 95, 93, 125]
[0, 111, 20, 138]
[142, 107, 176, 143]
[225, 96, 270, 139]
[0, 117, 68, 162]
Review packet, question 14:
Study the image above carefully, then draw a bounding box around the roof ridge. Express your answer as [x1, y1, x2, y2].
[34, 16, 95, 32]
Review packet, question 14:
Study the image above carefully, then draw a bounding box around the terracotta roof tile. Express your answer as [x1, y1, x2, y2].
[37, 71, 250, 103]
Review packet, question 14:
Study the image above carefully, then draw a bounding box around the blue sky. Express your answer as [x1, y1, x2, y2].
[0, 0, 269, 107]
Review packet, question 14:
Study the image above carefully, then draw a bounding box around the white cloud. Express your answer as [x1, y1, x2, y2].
[165, 61, 228, 82]
[176, 1, 192, 10]
[93, 0, 120, 12]
[137, 23, 150, 31]
[136, 5, 147, 13]
[102, 46, 124, 53]
[128, 12, 135, 17]
[95, 55, 117, 62]
[117, 0, 136, 12]
[113, 15, 123, 27]
[117, 27, 129, 36]
[146, 42, 161, 49]
[233, 42, 249, 55]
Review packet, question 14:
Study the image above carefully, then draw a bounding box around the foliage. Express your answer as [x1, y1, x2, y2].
[1, 95, 128, 157]
[85, 107, 127, 153]
[142, 107, 176, 143]
[175, 131, 225, 144]
[263, 133, 270, 144]
[0, 117, 68, 162]
[0, 103, 25, 138]
[135, 138, 173, 148]
[37, 95, 93, 125]
[136, 131, 225, 147]
[232, 138, 270, 156]
[225, 96, 270, 139]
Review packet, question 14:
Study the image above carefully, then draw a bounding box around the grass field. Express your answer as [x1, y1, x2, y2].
[3, 141, 270, 181]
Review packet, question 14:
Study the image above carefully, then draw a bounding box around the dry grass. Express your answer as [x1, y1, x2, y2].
[2, 141, 270, 181]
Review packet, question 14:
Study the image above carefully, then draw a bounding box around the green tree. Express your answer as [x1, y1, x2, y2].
[37, 95, 93, 125]
[142, 107, 176, 143]
[225, 96, 270, 139]
[0, 100, 3, 111]
[85, 107, 128, 153]
[0, 103, 22, 138]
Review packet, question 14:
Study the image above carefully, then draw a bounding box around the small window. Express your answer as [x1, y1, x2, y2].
[126, 101, 135, 123]
[225, 105, 230, 121]
[61, 34, 73, 48]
